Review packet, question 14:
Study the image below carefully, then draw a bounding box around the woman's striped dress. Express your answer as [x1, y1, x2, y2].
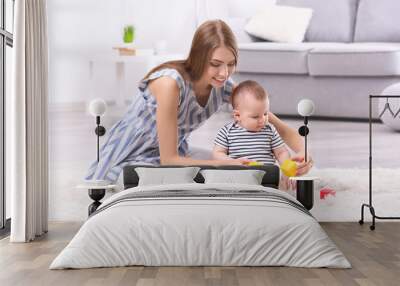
[85, 68, 234, 182]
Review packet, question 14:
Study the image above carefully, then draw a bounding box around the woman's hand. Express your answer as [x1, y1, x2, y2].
[291, 153, 314, 176]
[223, 157, 252, 166]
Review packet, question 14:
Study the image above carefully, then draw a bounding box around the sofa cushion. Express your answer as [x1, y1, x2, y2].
[237, 42, 322, 74]
[308, 43, 400, 76]
[245, 5, 312, 43]
[354, 0, 400, 42]
[277, 0, 358, 42]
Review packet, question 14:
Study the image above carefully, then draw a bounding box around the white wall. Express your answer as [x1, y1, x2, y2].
[47, 0, 277, 105]
[47, 0, 199, 105]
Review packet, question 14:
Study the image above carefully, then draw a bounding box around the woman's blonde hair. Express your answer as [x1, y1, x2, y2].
[143, 19, 238, 82]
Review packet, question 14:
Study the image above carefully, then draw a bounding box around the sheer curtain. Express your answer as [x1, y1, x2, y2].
[9, 0, 49, 242]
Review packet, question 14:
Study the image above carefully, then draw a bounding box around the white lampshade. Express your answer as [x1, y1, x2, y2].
[88, 98, 107, 117]
[297, 99, 315, 117]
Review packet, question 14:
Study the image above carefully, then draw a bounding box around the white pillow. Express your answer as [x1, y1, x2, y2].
[136, 167, 200, 186]
[244, 4, 313, 43]
[200, 169, 266, 185]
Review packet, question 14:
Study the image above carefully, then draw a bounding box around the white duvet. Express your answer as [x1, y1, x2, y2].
[50, 183, 351, 269]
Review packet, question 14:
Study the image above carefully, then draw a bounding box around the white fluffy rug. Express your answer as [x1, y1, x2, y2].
[303, 168, 400, 221]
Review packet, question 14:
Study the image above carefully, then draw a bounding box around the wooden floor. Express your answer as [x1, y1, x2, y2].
[1, 222, 399, 286]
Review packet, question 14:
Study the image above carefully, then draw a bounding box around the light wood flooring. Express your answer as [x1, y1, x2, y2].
[1, 222, 400, 286]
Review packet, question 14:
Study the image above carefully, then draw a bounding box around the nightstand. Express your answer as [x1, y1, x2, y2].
[289, 177, 318, 210]
[76, 184, 117, 216]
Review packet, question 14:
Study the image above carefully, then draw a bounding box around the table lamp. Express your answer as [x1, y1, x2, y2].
[294, 99, 315, 210]
[297, 99, 315, 162]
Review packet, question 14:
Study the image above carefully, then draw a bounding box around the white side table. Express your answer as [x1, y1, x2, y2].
[76, 184, 117, 216]
[88, 50, 185, 107]
[289, 177, 318, 210]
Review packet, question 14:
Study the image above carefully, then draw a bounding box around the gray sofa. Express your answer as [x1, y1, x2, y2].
[230, 0, 400, 119]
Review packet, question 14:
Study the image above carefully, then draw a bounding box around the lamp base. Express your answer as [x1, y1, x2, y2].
[88, 188, 106, 216]
[296, 180, 314, 210]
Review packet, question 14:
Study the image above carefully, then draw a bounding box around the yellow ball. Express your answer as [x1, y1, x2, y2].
[280, 159, 297, 177]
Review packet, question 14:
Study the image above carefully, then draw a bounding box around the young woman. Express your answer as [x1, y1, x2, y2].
[86, 20, 313, 182]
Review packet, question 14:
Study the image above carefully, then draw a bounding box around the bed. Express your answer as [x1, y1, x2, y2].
[50, 165, 350, 269]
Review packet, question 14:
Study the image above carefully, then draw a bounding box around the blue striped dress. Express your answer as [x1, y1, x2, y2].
[85, 68, 235, 182]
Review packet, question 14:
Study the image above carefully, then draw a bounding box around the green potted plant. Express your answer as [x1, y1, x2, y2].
[123, 25, 135, 44]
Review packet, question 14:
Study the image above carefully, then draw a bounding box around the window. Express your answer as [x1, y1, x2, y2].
[0, 0, 14, 236]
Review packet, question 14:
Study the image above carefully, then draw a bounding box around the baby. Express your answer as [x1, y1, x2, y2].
[213, 80, 290, 166]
